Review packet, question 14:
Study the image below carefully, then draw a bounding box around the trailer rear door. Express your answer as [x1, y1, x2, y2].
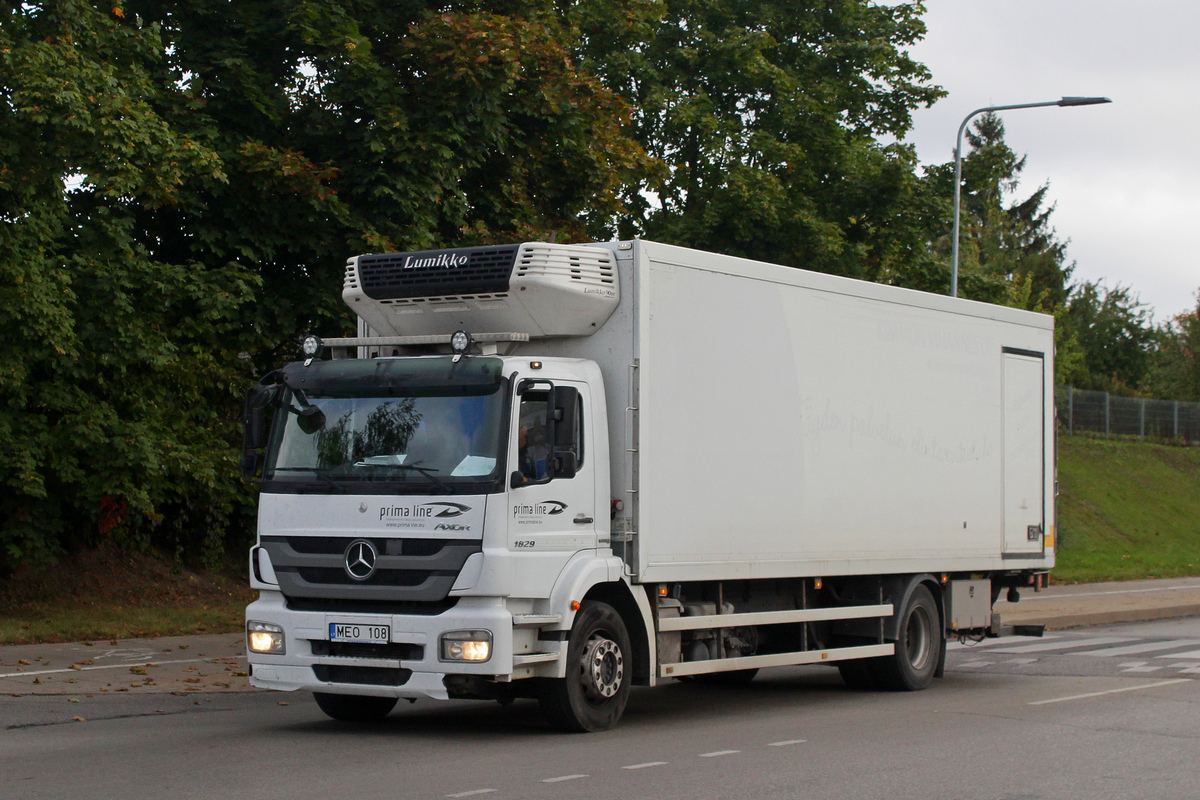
[1002, 349, 1046, 556]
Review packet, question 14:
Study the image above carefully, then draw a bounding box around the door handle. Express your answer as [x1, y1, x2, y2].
[573, 515, 594, 525]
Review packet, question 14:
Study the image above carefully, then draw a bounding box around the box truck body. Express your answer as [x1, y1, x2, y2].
[243, 240, 1054, 730]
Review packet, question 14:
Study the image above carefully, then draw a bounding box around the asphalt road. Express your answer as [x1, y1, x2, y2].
[3, 617, 1198, 800]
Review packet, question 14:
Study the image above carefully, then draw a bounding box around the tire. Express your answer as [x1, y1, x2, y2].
[539, 601, 632, 732]
[313, 692, 398, 722]
[872, 584, 940, 691]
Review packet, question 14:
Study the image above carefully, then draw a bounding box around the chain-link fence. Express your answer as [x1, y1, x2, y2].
[1057, 386, 1200, 443]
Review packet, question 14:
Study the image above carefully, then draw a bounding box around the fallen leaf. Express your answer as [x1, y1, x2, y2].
[68, 698, 80, 703]
[71, 716, 86, 722]
[129, 666, 147, 675]
[278, 702, 289, 706]
[83, 642, 94, 647]
[17, 659, 31, 666]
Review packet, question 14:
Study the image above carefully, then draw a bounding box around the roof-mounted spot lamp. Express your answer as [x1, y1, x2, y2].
[450, 330, 473, 362]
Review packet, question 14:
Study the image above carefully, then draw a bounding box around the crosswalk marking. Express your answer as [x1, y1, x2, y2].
[1074, 639, 1200, 657]
[984, 636, 1131, 654]
[948, 634, 1066, 651]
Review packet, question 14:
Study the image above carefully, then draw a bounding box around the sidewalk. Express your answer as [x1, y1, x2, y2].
[0, 632, 249, 698]
[995, 575, 1200, 630]
[3, 577, 1200, 697]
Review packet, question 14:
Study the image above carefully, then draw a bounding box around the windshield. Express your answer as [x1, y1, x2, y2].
[263, 357, 507, 494]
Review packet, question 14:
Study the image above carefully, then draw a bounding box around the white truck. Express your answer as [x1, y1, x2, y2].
[241, 240, 1054, 731]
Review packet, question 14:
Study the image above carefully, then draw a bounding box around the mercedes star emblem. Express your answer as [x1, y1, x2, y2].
[343, 539, 378, 581]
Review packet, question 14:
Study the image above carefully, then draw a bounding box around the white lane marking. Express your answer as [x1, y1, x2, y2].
[1029, 678, 1193, 705]
[446, 790, 496, 798]
[1117, 661, 1148, 668]
[699, 750, 740, 758]
[1121, 666, 1162, 673]
[949, 634, 1065, 650]
[1181, 667, 1200, 675]
[769, 739, 807, 747]
[542, 775, 588, 783]
[0, 656, 245, 679]
[622, 762, 668, 770]
[1158, 648, 1200, 659]
[986, 636, 1131, 654]
[1004, 658, 1039, 665]
[958, 661, 994, 668]
[1076, 639, 1200, 657]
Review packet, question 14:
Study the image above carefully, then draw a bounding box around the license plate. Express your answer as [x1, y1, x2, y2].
[328, 623, 390, 644]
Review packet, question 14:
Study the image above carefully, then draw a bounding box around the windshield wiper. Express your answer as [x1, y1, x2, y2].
[361, 464, 453, 494]
[270, 467, 348, 494]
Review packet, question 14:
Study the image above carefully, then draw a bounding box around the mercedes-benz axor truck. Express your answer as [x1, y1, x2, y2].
[241, 240, 1054, 731]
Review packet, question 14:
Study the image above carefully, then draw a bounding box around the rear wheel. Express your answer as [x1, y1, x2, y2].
[539, 601, 632, 732]
[313, 692, 398, 722]
[872, 584, 940, 691]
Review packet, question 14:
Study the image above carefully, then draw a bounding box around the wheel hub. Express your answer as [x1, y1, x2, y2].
[581, 636, 623, 700]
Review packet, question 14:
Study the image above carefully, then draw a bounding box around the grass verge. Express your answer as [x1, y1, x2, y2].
[0, 547, 256, 645]
[1055, 435, 1200, 583]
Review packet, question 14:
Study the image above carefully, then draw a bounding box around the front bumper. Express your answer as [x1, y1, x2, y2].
[245, 591, 518, 700]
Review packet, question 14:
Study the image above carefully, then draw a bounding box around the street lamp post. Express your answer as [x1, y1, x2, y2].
[950, 96, 1111, 297]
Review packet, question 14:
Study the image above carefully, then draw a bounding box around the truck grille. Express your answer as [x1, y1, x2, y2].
[260, 536, 481, 603]
[312, 665, 412, 686]
[353, 246, 519, 300]
[285, 597, 458, 615]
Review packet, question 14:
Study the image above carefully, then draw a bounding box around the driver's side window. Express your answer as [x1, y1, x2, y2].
[517, 393, 550, 483]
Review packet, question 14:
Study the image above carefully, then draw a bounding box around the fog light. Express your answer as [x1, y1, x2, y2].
[440, 630, 491, 662]
[247, 621, 285, 654]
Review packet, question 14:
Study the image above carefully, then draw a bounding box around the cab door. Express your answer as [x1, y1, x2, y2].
[508, 379, 598, 556]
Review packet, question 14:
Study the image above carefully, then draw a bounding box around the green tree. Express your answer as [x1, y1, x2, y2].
[0, 1, 257, 569]
[916, 113, 1072, 309]
[572, 0, 943, 279]
[1, 0, 648, 569]
[1146, 292, 1200, 401]
[1064, 281, 1157, 392]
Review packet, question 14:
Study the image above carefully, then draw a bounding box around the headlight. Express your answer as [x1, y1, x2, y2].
[440, 630, 491, 662]
[247, 621, 285, 654]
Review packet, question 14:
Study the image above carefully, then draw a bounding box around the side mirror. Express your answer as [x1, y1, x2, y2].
[241, 384, 280, 480]
[551, 451, 578, 480]
[240, 452, 263, 478]
[550, 386, 579, 449]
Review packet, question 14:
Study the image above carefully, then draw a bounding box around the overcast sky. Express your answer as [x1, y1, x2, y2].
[899, 0, 1198, 321]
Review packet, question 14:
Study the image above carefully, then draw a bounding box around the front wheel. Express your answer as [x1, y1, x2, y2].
[313, 692, 398, 722]
[539, 601, 632, 732]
